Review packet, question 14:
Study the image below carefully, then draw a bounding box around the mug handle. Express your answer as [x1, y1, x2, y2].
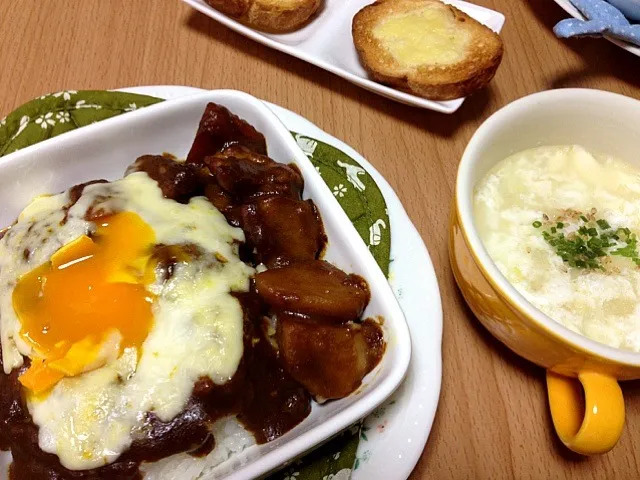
[546, 371, 625, 455]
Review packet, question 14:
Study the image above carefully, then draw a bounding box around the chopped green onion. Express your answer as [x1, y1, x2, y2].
[537, 211, 640, 270]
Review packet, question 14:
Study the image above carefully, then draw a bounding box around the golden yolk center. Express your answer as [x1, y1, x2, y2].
[13, 211, 156, 394]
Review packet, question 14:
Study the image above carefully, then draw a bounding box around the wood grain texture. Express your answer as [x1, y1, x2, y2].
[0, 0, 639, 478]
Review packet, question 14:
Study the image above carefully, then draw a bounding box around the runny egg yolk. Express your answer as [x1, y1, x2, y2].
[13, 211, 156, 394]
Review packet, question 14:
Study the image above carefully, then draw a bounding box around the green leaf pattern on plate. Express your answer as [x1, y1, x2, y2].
[0, 91, 391, 480]
[0, 90, 162, 157]
[292, 133, 390, 277]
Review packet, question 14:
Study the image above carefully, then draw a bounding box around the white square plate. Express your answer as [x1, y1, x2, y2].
[0, 90, 411, 479]
[181, 0, 506, 113]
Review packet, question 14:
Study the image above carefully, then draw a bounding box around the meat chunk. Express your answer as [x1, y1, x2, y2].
[127, 403, 212, 462]
[276, 317, 384, 400]
[204, 183, 233, 212]
[241, 197, 325, 267]
[204, 146, 303, 202]
[254, 261, 370, 322]
[203, 183, 245, 227]
[126, 155, 201, 203]
[210, 144, 272, 166]
[186, 103, 267, 165]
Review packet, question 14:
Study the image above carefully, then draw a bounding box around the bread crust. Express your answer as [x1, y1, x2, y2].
[206, 0, 321, 32]
[352, 0, 503, 101]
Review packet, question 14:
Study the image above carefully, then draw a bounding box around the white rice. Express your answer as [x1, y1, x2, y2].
[140, 417, 256, 480]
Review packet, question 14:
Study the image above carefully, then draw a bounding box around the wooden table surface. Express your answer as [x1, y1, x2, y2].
[1, 0, 640, 478]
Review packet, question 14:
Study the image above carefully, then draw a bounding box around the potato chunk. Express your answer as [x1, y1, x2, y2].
[254, 261, 370, 322]
[277, 317, 384, 400]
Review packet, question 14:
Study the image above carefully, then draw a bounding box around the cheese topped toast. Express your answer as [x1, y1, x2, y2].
[352, 0, 503, 100]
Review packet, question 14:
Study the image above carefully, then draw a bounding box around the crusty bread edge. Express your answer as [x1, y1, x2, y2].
[247, 0, 321, 31]
[352, 0, 504, 101]
[362, 50, 502, 101]
[206, 0, 321, 32]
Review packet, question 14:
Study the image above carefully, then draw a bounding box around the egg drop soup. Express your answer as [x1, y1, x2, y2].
[475, 145, 640, 351]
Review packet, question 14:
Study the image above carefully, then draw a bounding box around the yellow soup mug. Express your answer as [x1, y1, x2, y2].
[450, 89, 640, 455]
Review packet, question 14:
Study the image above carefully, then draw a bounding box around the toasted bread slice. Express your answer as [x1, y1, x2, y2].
[352, 0, 503, 101]
[206, 0, 321, 32]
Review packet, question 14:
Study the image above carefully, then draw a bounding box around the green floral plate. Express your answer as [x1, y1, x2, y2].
[0, 86, 442, 480]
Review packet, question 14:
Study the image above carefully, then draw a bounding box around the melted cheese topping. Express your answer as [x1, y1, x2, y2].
[373, 7, 470, 67]
[474, 145, 640, 351]
[0, 172, 254, 470]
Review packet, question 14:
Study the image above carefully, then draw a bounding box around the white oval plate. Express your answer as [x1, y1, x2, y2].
[179, 0, 505, 114]
[0, 88, 414, 480]
[552, 0, 640, 57]
[120, 86, 441, 479]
